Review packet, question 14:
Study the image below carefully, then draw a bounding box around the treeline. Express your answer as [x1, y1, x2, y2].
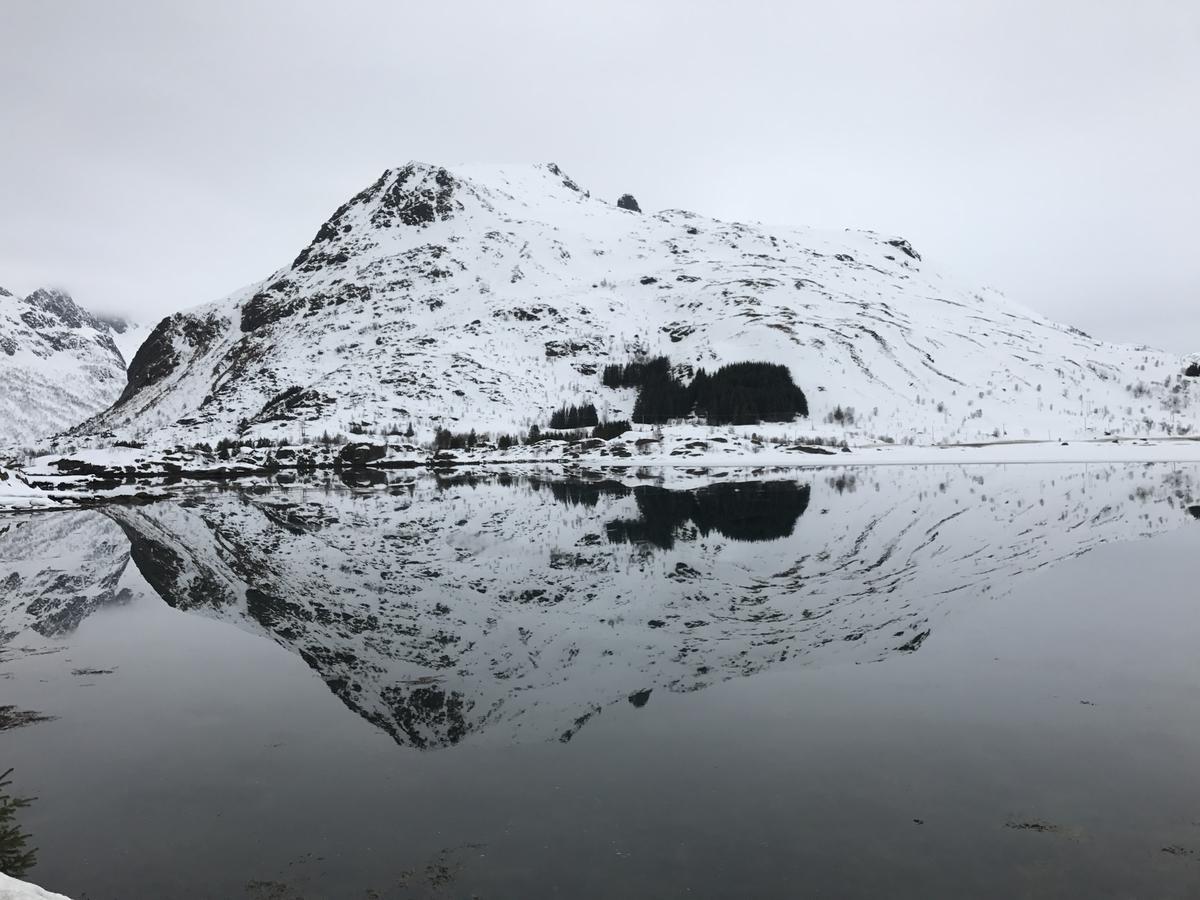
[435, 418, 632, 451]
[603, 357, 672, 388]
[607, 356, 808, 426]
[549, 403, 599, 429]
[433, 428, 525, 451]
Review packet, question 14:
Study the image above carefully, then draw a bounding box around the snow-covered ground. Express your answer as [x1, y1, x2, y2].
[0, 466, 60, 510]
[0, 872, 72, 900]
[6, 432, 1200, 512]
[57, 161, 1197, 453]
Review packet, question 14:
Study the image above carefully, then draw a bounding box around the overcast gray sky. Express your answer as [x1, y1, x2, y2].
[1, 0, 1197, 351]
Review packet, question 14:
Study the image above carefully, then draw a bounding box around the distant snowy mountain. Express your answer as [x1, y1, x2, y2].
[0, 286, 130, 450]
[70, 162, 1197, 447]
[96, 314, 153, 371]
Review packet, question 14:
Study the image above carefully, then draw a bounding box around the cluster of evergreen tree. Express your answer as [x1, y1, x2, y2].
[592, 419, 631, 440]
[615, 358, 808, 426]
[695, 363, 808, 425]
[602, 356, 671, 388]
[434, 428, 478, 450]
[549, 403, 599, 429]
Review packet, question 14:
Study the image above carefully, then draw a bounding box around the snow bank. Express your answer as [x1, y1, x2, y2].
[0, 872, 73, 900]
[0, 466, 58, 510]
[431, 430, 1200, 470]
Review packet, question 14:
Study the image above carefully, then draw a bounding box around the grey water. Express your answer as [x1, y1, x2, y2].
[2, 464, 1200, 899]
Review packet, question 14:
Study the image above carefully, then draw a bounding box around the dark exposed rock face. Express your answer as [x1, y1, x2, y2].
[335, 442, 387, 470]
[627, 689, 652, 708]
[1188, 505, 1200, 520]
[241, 289, 290, 333]
[251, 385, 333, 424]
[118, 312, 225, 406]
[1186, 363, 1200, 378]
[546, 162, 581, 192]
[373, 163, 458, 228]
[885, 238, 922, 261]
[617, 193, 641, 213]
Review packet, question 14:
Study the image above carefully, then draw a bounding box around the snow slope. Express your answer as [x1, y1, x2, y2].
[0, 287, 129, 450]
[0, 872, 72, 900]
[69, 162, 1198, 448]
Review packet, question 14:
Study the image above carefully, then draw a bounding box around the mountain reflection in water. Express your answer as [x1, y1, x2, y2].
[0, 465, 1197, 753]
[3, 464, 1200, 900]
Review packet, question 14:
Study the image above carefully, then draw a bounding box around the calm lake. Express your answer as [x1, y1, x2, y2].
[2, 464, 1200, 899]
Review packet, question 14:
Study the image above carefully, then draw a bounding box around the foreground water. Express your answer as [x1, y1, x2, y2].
[2, 464, 1199, 899]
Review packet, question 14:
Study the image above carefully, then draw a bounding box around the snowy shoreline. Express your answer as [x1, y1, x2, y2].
[5, 436, 1200, 513]
[0, 871, 72, 900]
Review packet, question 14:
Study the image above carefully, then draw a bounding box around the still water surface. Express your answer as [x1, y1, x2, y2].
[2, 464, 1200, 898]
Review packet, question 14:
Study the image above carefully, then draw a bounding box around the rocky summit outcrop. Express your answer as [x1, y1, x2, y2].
[0, 287, 131, 449]
[68, 162, 1198, 448]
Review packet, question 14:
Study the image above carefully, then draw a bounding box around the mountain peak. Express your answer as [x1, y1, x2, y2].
[23, 287, 102, 330]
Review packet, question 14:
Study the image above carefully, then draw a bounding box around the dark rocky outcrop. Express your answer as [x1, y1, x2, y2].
[251, 385, 334, 424]
[335, 442, 387, 470]
[117, 312, 225, 406]
[23, 287, 103, 331]
[616, 193, 641, 213]
[1185, 363, 1200, 378]
[546, 162, 581, 192]
[885, 238, 921, 261]
[371, 164, 458, 229]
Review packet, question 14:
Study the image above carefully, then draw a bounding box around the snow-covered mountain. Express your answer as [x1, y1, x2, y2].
[0, 286, 133, 450]
[71, 162, 1197, 447]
